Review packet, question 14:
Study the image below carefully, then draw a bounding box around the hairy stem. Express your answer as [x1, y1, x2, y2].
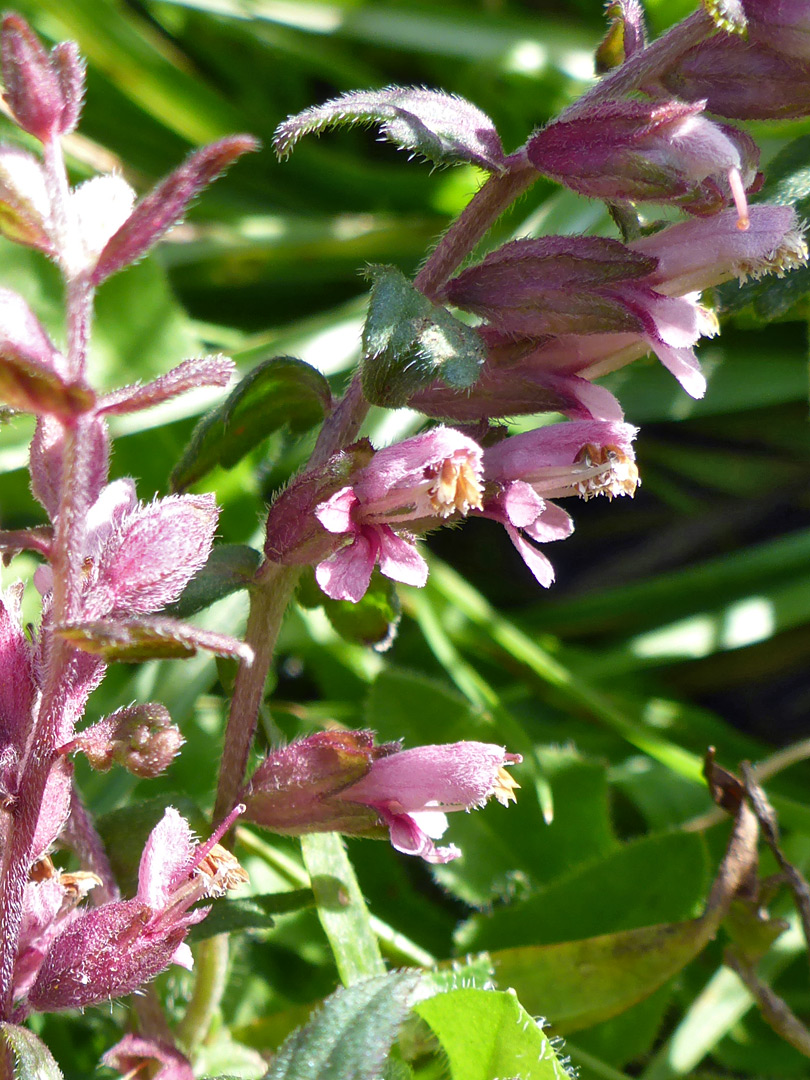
[0, 131, 98, 1016]
[212, 564, 302, 825]
[413, 161, 537, 300]
[214, 372, 373, 826]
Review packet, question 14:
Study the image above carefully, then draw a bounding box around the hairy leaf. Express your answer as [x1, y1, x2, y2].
[275, 87, 506, 173]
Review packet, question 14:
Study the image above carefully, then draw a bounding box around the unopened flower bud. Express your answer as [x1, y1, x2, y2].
[527, 100, 758, 228]
[1, 15, 84, 141]
[66, 703, 184, 778]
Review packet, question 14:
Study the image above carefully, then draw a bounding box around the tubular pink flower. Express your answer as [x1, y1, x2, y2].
[478, 420, 638, 585]
[337, 741, 522, 864]
[242, 731, 522, 863]
[314, 427, 484, 602]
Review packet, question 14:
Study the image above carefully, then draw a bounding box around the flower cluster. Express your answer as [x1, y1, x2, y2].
[265, 0, 808, 604]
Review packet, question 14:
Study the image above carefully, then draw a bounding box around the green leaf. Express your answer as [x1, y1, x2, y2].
[361, 265, 484, 407]
[1, 1024, 64, 1080]
[189, 889, 316, 941]
[300, 832, 386, 985]
[416, 987, 568, 1080]
[459, 829, 708, 952]
[322, 575, 401, 650]
[171, 356, 331, 491]
[491, 920, 710, 1035]
[265, 972, 421, 1080]
[167, 544, 262, 618]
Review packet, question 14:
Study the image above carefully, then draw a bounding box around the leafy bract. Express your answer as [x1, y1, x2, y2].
[171, 356, 331, 491]
[59, 615, 253, 664]
[167, 544, 262, 618]
[416, 988, 568, 1080]
[361, 265, 486, 407]
[274, 87, 506, 174]
[0, 1024, 64, 1080]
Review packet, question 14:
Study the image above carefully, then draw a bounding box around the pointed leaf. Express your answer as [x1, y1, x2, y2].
[97, 354, 235, 416]
[91, 135, 259, 284]
[416, 988, 568, 1080]
[171, 356, 331, 491]
[275, 87, 506, 174]
[266, 972, 420, 1080]
[490, 920, 711, 1034]
[0, 1024, 64, 1080]
[58, 615, 253, 665]
[362, 266, 485, 408]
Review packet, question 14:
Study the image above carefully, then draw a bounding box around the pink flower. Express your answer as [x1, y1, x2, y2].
[242, 730, 522, 864]
[26, 807, 247, 1013]
[314, 427, 484, 602]
[478, 420, 638, 585]
[337, 741, 522, 864]
[34, 478, 219, 620]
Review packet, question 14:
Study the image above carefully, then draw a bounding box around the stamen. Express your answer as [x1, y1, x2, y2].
[727, 167, 749, 231]
[192, 802, 246, 869]
[195, 843, 250, 895]
[493, 765, 521, 806]
[427, 456, 484, 518]
[574, 444, 639, 500]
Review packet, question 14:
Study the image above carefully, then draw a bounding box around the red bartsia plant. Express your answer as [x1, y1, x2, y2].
[1, 0, 810, 1074]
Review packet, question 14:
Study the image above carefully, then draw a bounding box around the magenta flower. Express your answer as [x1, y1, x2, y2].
[242, 730, 522, 864]
[526, 99, 758, 227]
[659, 34, 810, 120]
[443, 206, 806, 403]
[477, 420, 638, 585]
[314, 426, 484, 602]
[442, 234, 719, 399]
[13, 857, 100, 1002]
[26, 806, 247, 1013]
[336, 741, 522, 863]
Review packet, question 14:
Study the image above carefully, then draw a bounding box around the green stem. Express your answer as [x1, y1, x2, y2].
[237, 829, 436, 967]
[176, 936, 230, 1055]
[300, 832, 386, 986]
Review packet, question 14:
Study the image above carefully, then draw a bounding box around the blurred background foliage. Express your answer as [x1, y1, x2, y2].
[2, 1, 810, 1078]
